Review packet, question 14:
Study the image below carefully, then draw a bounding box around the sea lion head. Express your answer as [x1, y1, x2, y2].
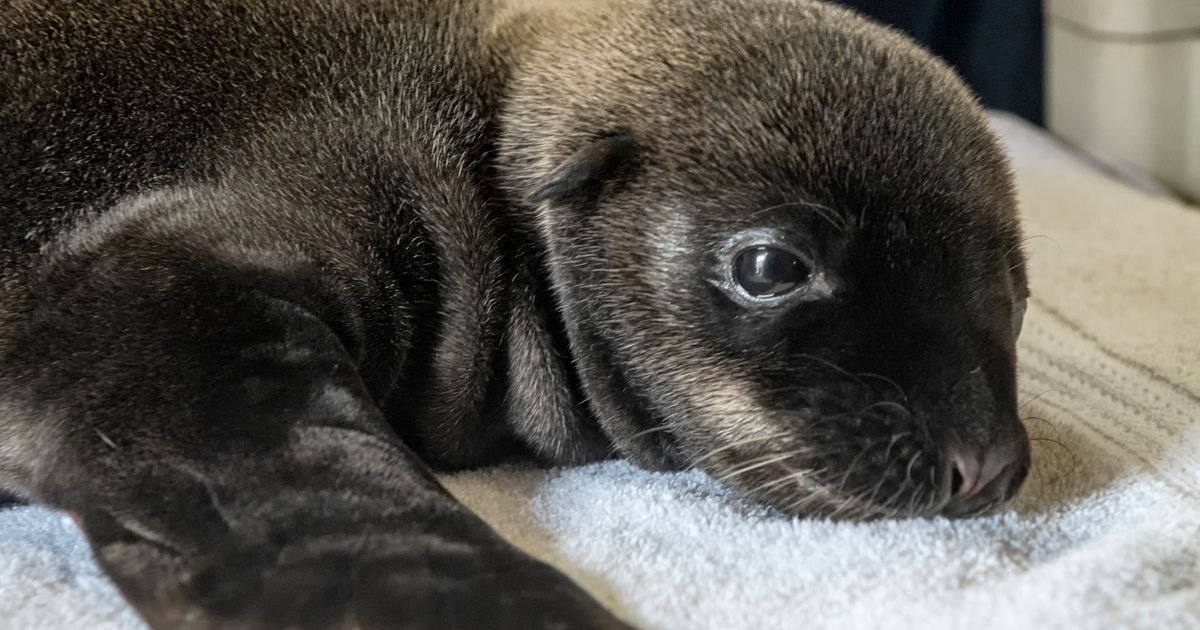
[498, 0, 1030, 519]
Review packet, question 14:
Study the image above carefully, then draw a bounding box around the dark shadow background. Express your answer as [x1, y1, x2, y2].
[833, 0, 1045, 125]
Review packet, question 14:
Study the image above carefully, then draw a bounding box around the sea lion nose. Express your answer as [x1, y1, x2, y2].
[940, 439, 1028, 518]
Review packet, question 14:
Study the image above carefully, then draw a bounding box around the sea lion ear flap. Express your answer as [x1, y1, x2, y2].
[526, 133, 639, 206]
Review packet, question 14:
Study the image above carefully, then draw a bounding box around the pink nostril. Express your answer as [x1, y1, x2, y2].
[946, 442, 1024, 505]
[942, 440, 1029, 517]
[950, 450, 983, 500]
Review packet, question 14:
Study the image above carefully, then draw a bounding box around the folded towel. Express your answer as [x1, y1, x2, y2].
[2, 112, 1197, 630]
[0, 506, 143, 629]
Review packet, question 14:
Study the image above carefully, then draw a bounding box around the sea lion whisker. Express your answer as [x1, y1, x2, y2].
[629, 423, 681, 439]
[750, 200, 848, 232]
[1027, 430, 1079, 483]
[835, 437, 884, 495]
[860, 470, 891, 508]
[794, 353, 868, 389]
[826, 491, 865, 520]
[1011, 233, 1064, 257]
[878, 467, 916, 514]
[1021, 414, 1058, 430]
[717, 451, 799, 484]
[751, 468, 816, 496]
[781, 486, 827, 516]
[855, 372, 907, 399]
[881, 432, 910, 462]
[840, 464, 904, 513]
[856, 400, 913, 419]
[1019, 389, 1060, 412]
[689, 431, 795, 466]
[699, 434, 893, 467]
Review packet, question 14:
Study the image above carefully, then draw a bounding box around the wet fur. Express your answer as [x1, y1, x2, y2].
[0, 0, 1027, 627]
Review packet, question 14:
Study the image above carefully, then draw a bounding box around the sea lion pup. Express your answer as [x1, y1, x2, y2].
[0, 0, 1029, 627]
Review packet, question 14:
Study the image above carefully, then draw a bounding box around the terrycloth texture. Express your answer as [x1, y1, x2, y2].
[1, 113, 1197, 629]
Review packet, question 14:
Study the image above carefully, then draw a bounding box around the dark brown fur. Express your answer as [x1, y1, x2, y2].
[0, 0, 1028, 627]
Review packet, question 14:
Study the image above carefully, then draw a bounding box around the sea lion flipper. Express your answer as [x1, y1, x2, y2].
[0, 218, 623, 630]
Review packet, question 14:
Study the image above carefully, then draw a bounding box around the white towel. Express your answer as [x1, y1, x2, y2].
[1, 113, 1197, 630]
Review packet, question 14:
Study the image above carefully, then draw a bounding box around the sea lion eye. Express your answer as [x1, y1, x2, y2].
[733, 246, 810, 297]
[1012, 298, 1027, 339]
